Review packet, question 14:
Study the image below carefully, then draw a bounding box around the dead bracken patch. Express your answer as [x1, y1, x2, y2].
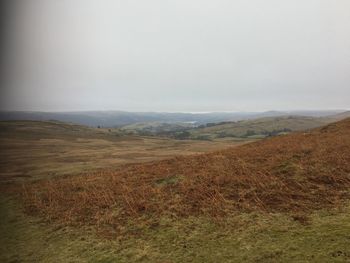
[22, 118, 350, 234]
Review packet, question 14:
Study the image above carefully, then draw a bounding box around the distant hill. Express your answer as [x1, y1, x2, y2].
[188, 116, 330, 140]
[326, 111, 350, 121]
[0, 110, 345, 128]
[178, 112, 350, 140]
[119, 121, 196, 136]
[0, 120, 122, 141]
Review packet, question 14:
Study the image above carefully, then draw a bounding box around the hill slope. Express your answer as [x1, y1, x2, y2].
[188, 115, 333, 139]
[0, 120, 119, 140]
[327, 110, 350, 121]
[0, 120, 248, 182]
[119, 121, 196, 136]
[0, 110, 345, 127]
[24, 118, 350, 233]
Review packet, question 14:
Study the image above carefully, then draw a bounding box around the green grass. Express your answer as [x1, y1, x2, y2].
[2, 195, 350, 263]
[0, 196, 125, 263]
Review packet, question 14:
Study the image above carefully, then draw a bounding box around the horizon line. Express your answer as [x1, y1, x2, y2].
[0, 109, 348, 114]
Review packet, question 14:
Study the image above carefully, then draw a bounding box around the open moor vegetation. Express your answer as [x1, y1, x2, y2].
[22, 118, 350, 237]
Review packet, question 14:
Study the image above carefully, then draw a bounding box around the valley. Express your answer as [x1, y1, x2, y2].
[0, 121, 249, 182]
[1, 117, 350, 262]
[2, 1, 349, 261]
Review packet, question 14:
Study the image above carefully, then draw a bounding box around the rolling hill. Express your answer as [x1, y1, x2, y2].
[184, 113, 350, 140]
[0, 120, 247, 182]
[2, 118, 350, 262]
[23, 118, 350, 231]
[188, 115, 331, 139]
[0, 110, 345, 127]
[114, 111, 350, 140]
[327, 110, 350, 121]
[119, 121, 196, 136]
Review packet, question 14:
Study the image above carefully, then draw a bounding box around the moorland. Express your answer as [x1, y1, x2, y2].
[1, 114, 350, 262]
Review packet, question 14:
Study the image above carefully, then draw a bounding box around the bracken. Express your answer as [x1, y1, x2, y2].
[22, 118, 350, 234]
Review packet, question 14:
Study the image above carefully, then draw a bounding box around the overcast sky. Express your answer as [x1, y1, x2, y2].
[1, 0, 349, 112]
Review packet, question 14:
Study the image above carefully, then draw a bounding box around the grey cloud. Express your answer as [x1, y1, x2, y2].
[1, 0, 349, 112]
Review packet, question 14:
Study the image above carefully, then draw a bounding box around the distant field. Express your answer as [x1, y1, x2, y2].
[189, 115, 331, 139]
[0, 121, 251, 182]
[118, 113, 350, 140]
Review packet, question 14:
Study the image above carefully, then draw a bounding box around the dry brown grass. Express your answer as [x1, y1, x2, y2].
[0, 120, 249, 182]
[22, 119, 350, 234]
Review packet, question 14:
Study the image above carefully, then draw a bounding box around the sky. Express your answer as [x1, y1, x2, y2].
[1, 0, 349, 112]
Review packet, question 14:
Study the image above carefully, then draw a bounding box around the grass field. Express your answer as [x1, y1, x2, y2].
[1, 119, 350, 262]
[0, 121, 250, 182]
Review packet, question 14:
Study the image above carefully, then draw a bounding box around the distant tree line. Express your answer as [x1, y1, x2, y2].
[215, 128, 293, 139]
[198, 121, 235, 129]
[261, 128, 292, 137]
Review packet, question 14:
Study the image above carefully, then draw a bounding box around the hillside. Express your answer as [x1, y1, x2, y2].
[0, 120, 121, 140]
[0, 120, 246, 182]
[187, 115, 337, 139]
[326, 110, 350, 121]
[115, 112, 350, 140]
[1, 118, 349, 262]
[0, 110, 344, 127]
[24, 118, 350, 230]
[119, 121, 196, 136]
[0, 111, 259, 127]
